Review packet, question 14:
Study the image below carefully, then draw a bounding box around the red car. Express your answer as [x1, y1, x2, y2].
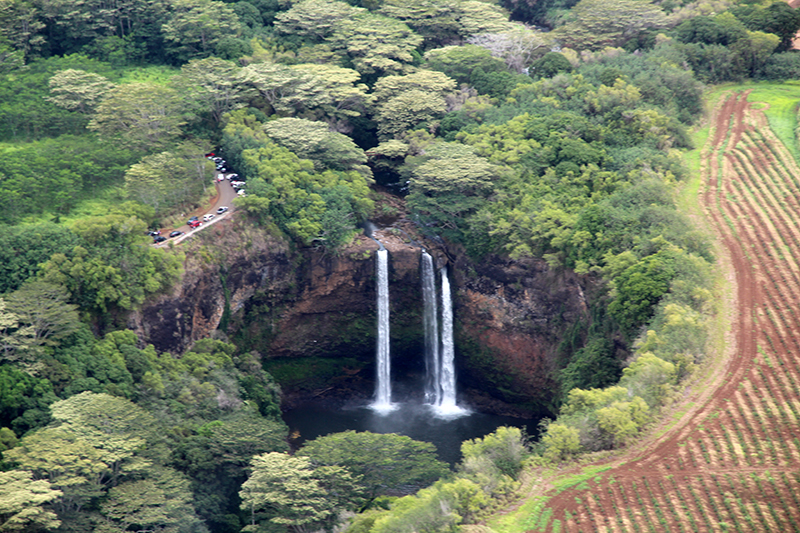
[188, 220, 202, 228]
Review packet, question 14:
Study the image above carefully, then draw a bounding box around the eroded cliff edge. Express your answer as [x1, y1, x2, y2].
[131, 215, 589, 417]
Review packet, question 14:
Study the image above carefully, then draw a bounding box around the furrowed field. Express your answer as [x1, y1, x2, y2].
[491, 88, 800, 533]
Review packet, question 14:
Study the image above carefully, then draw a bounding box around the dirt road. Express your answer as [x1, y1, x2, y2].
[526, 92, 800, 532]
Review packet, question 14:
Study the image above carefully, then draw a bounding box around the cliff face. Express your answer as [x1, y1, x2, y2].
[133, 216, 589, 416]
[453, 253, 588, 415]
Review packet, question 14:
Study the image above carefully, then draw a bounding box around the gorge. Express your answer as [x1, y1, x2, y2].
[131, 214, 591, 426]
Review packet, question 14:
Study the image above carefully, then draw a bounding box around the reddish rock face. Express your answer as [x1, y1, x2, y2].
[453, 254, 589, 415]
[132, 216, 589, 416]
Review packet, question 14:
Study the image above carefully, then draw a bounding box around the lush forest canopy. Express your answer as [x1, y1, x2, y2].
[1, 0, 798, 530]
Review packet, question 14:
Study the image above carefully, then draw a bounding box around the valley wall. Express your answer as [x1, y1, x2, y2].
[131, 215, 589, 417]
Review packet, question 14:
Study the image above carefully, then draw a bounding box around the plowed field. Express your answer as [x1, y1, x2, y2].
[525, 92, 800, 532]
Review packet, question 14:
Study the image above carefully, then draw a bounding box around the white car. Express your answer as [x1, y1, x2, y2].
[217, 174, 225, 182]
[203, 213, 215, 221]
[237, 190, 246, 197]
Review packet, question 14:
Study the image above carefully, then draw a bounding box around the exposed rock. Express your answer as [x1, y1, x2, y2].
[453, 253, 589, 415]
[132, 212, 589, 417]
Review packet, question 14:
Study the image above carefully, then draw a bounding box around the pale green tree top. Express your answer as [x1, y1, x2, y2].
[0, 470, 62, 532]
[242, 62, 368, 121]
[274, 0, 363, 41]
[97, 468, 205, 533]
[329, 12, 423, 75]
[47, 69, 115, 114]
[263, 117, 371, 176]
[240, 452, 346, 531]
[380, 0, 513, 47]
[88, 82, 186, 151]
[554, 0, 669, 50]
[173, 57, 254, 123]
[371, 69, 457, 105]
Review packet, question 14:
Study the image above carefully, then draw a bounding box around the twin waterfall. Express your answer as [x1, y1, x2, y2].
[372, 249, 465, 416]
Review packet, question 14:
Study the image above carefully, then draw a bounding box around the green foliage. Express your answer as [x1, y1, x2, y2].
[424, 45, 508, 87]
[0, 365, 57, 435]
[89, 82, 186, 152]
[460, 426, 528, 480]
[0, 223, 80, 294]
[299, 430, 450, 499]
[0, 135, 141, 222]
[559, 337, 620, 397]
[223, 111, 373, 248]
[240, 452, 361, 532]
[554, 0, 669, 50]
[162, 0, 244, 64]
[0, 54, 115, 142]
[405, 141, 496, 241]
[124, 142, 215, 216]
[0, 470, 62, 532]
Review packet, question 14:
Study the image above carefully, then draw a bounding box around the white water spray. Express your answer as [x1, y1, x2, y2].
[422, 252, 440, 404]
[437, 267, 461, 413]
[372, 248, 395, 412]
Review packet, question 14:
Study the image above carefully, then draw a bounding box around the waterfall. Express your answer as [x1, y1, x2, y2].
[438, 267, 458, 411]
[372, 248, 394, 411]
[422, 252, 440, 404]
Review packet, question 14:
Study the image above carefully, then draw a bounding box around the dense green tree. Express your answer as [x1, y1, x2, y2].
[2, 282, 81, 365]
[161, 0, 243, 63]
[97, 469, 206, 533]
[371, 70, 456, 139]
[125, 147, 214, 215]
[46, 68, 114, 114]
[0, 364, 58, 434]
[242, 62, 368, 124]
[0, 470, 62, 532]
[424, 45, 509, 87]
[555, 0, 669, 50]
[89, 82, 186, 151]
[379, 0, 512, 48]
[273, 0, 362, 42]
[173, 57, 252, 124]
[0, 0, 46, 59]
[263, 117, 371, 176]
[732, 1, 800, 52]
[328, 12, 423, 76]
[240, 452, 360, 532]
[299, 430, 450, 500]
[0, 223, 80, 294]
[40, 231, 183, 320]
[0, 54, 114, 141]
[405, 142, 496, 239]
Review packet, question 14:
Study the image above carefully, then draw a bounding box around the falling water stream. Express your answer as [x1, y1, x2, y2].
[285, 247, 537, 463]
[422, 252, 440, 404]
[371, 248, 395, 412]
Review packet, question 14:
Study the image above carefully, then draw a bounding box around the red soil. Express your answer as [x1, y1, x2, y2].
[529, 93, 800, 532]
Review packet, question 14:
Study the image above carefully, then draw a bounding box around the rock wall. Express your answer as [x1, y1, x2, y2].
[132, 215, 589, 416]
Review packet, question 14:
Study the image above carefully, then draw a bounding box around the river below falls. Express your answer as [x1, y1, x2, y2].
[282, 397, 542, 465]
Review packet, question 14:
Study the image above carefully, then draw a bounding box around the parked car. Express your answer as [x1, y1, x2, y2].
[237, 190, 246, 197]
[217, 174, 225, 182]
[153, 236, 167, 243]
[189, 219, 202, 228]
[188, 216, 198, 223]
[216, 206, 228, 214]
[169, 230, 184, 238]
[203, 213, 215, 221]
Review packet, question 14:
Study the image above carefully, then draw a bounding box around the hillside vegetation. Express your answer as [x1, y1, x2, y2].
[1, 0, 800, 532]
